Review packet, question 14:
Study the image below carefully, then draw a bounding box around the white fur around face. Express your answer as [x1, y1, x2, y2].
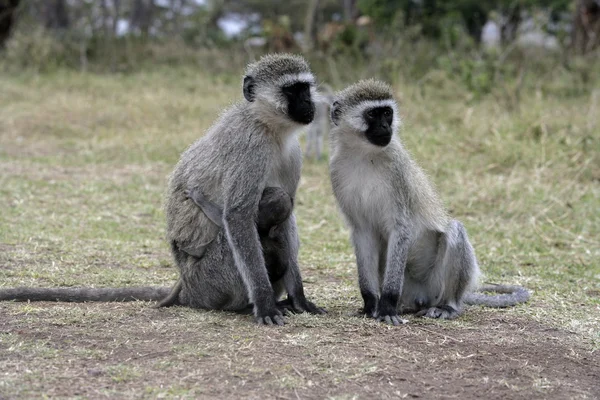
[332, 99, 402, 154]
[343, 99, 401, 134]
[274, 72, 315, 88]
[253, 75, 318, 131]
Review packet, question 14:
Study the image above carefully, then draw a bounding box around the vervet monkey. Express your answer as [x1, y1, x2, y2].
[328, 79, 529, 325]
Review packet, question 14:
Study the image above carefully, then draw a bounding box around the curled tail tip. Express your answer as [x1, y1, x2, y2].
[464, 284, 531, 308]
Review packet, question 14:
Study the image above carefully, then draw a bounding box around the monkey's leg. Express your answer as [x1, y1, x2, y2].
[416, 220, 478, 320]
[275, 214, 326, 315]
[177, 230, 251, 312]
[155, 239, 213, 308]
[186, 188, 223, 227]
[351, 228, 381, 318]
[378, 227, 410, 326]
[256, 187, 293, 291]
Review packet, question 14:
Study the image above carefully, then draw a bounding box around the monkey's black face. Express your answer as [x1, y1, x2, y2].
[364, 106, 393, 147]
[282, 82, 315, 125]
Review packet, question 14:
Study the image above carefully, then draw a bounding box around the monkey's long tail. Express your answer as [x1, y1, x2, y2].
[463, 284, 531, 308]
[0, 287, 172, 303]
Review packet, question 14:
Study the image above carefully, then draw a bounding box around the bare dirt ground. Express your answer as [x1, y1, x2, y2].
[1, 301, 598, 399]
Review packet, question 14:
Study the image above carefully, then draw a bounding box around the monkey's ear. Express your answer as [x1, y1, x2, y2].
[243, 76, 256, 102]
[330, 101, 341, 125]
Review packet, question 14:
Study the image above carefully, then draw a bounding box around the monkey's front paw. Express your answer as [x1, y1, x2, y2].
[361, 292, 378, 318]
[416, 305, 459, 320]
[362, 304, 377, 319]
[374, 295, 407, 325]
[376, 313, 408, 326]
[254, 307, 285, 326]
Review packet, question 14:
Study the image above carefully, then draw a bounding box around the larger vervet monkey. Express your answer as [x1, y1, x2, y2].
[1, 54, 326, 326]
[164, 54, 325, 325]
[328, 79, 529, 325]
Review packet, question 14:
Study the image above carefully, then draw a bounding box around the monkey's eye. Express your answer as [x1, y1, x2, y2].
[366, 110, 375, 119]
[383, 109, 392, 118]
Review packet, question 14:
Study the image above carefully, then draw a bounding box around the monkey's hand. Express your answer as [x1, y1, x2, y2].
[254, 305, 285, 326]
[277, 296, 327, 315]
[375, 301, 408, 326]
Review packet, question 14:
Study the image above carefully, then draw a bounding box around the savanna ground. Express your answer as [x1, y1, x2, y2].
[0, 65, 599, 399]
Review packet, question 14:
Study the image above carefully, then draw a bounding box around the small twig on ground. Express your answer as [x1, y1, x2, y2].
[291, 365, 305, 379]
[412, 325, 463, 343]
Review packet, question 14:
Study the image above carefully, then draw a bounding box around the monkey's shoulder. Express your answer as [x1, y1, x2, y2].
[391, 157, 449, 228]
[181, 111, 277, 170]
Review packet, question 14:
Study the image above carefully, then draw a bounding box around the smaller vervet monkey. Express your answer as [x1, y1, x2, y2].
[328, 79, 529, 325]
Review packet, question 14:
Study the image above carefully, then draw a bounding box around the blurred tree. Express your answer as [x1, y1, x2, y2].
[44, 0, 69, 30]
[304, 0, 320, 50]
[342, 0, 359, 21]
[357, 0, 572, 42]
[572, 0, 600, 53]
[130, 0, 154, 36]
[0, 0, 20, 47]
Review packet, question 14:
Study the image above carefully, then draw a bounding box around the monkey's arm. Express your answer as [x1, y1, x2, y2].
[185, 187, 223, 228]
[221, 147, 283, 326]
[379, 226, 411, 326]
[351, 228, 381, 318]
[464, 284, 531, 307]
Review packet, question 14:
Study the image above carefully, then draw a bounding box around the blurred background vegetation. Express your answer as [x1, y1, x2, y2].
[1, 0, 599, 99]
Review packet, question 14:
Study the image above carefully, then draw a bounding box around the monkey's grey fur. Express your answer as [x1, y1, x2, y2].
[179, 185, 322, 315]
[164, 53, 325, 325]
[329, 79, 529, 325]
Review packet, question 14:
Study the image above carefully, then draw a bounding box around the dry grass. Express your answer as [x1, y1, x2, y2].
[0, 66, 598, 399]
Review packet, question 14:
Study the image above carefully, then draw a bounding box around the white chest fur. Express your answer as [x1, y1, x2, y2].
[266, 134, 300, 193]
[332, 154, 395, 235]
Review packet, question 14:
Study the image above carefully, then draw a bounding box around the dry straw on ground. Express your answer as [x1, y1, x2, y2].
[0, 68, 598, 398]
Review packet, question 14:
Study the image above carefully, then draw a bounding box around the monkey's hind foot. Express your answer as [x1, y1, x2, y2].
[276, 297, 327, 315]
[416, 305, 460, 320]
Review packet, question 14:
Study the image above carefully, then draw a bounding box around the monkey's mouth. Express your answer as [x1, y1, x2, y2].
[288, 103, 315, 125]
[366, 133, 392, 147]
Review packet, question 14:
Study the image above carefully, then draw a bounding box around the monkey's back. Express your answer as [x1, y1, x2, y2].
[165, 103, 257, 249]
